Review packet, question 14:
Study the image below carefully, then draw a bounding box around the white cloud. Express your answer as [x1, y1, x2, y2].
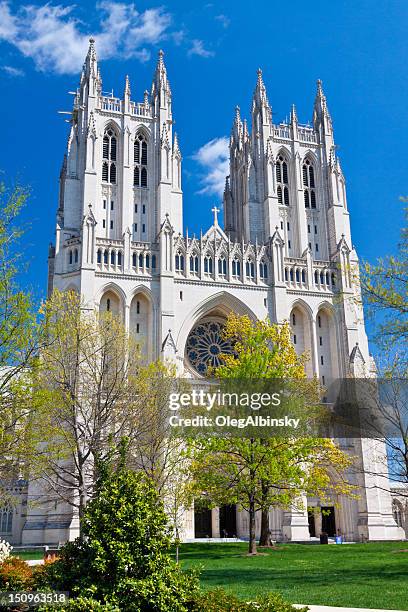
[0, 1, 172, 74]
[0, 2, 18, 41]
[215, 14, 230, 28]
[193, 137, 229, 196]
[1, 65, 25, 76]
[188, 39, 214, 58]
[171, 30, 185, 46]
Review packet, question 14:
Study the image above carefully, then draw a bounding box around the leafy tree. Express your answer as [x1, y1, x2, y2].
[128, 361, 191, 560]
[38, 442, 199, 611]
[360, 203, 408, 366]
[32, 290, 152, 536]
[0, 181, 39, 497]
[188, 315, 354, 554]
[358, 204, 408, 496]
[214, 315, 309, 380]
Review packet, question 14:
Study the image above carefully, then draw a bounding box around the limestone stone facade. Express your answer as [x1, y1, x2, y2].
[2, 40, 403, 545]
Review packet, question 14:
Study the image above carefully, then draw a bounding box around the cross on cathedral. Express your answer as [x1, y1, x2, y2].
[211, 206, 220, 225]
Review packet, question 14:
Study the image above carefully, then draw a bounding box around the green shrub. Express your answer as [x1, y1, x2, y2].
[38, 596, 120, 611]
[0, 556, 33, 590]
[190, 589, 308, 612]
[189, 588, 248, 611]
[255, 593, 308, 612]
[32, 558, 59, 590]
[38, 451, 199, 611]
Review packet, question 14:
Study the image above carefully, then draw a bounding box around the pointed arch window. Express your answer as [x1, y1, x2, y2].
[134, 133, 148, 188]
[218, 256, 227, 276]
[303, 159, 316, 209]
[204, 255, 213, 275]
[245, 258, 255, 280]
[102, 128, 117, 184]
[276, 154, 290, 206]
[232, 258, 241, 279]
[259, 260, 268, 280]
[0, 504, 12, 533]
[175, 250, 185, 272]
[190, 254, 199, 274]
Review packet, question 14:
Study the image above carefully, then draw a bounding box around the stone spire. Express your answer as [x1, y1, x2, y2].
[313, 79, 332, 127]
[232, 105, 243, 142]
[152, 49, 171, 96]
[80, 37, 99, 103]
[96, 67, 102, 95]
[290, 103, 298, 124]
[173, 132, 181, 158]
[84, 37, 97, 78]
[123, 74, 131, 112]
[124, 74, 131, 97]
[252, 67, 271, 126]
[243, 118, 249, 140]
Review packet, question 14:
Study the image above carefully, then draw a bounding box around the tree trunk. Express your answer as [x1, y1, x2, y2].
[259, 507, 270, 546]
[248, 497, 257, 554]
[78, 494, 86, 542]
[259, 481, 271, 546]
[78, 464, 88, 542]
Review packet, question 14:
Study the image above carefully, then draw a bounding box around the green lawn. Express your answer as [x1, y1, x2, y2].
[178, 542, 408, 610]
[12, 550, 44, 561]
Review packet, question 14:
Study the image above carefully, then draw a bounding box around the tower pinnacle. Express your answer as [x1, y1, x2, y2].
[124, 74, 131, 95]
[252, 66, 271, 125]
[290, 103, 298, 124]
[85, 37, 97, 72]
[313, 78, 332, 131]
[152, 48, 171, 107]
[314, 79, 330, 116]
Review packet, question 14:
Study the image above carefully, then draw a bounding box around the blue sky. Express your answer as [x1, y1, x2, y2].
[0, 0, 407, 311]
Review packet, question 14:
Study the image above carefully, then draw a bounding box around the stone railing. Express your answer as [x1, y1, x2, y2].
[98, 97, 153, 118]
[95, 238, 158, 275]
[284, 257, 308, 289]
[130, 102, 152, 117]
[298, 127, 318, 144]
[130, 241, 158, 274]
[273, 125, 290, 139]
[313, 261, 338, 291]
[284, 257, 337, 292]
[272, 124, 318, 144]
[100, 96, 122, 112]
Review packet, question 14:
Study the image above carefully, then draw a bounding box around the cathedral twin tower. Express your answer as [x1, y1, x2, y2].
[51, 39, 357, 379]
[42, 38, 403, 543]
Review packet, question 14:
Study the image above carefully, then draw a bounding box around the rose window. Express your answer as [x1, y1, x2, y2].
[186, 320, 234, 375]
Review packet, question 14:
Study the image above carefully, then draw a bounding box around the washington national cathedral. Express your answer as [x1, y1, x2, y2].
[3, 40, 406, 545]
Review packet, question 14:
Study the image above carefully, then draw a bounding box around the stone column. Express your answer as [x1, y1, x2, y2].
[211, 508, 220, 538]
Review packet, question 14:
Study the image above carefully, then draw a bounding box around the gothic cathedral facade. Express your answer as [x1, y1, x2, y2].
[19, 40, 403, 544]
